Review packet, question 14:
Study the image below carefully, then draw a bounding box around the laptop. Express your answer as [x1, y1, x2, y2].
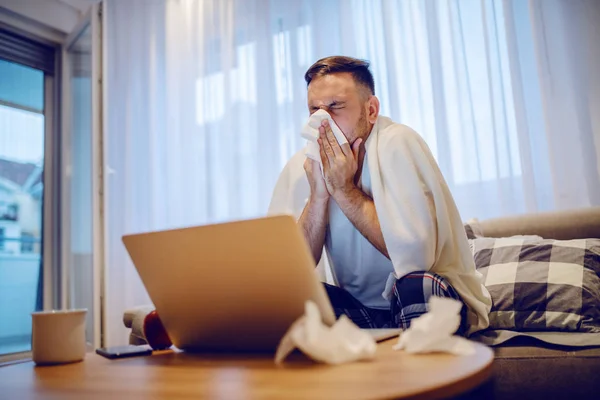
[122, 215, 400, 352]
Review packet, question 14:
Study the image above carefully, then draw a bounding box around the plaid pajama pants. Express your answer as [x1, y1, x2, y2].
[324, 271, 468, 335]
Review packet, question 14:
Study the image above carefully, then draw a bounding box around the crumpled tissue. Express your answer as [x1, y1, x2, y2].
[393, 296, 475, 355]
[275, 301, 377, 365]
[301, 109, 348, 165]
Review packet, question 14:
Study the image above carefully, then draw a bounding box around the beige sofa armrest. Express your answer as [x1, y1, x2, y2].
[477, 207, 600, 239]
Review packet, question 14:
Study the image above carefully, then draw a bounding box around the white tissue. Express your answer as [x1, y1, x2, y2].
[393, 297, 475, 355]
[275, 301, 377, 365]
[301, 109, 348, 163]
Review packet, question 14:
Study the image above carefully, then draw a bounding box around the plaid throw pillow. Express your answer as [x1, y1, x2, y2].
[471, 237, 600, 332]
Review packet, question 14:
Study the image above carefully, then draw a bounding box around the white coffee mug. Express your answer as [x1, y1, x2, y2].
[31, 309, 87, 365]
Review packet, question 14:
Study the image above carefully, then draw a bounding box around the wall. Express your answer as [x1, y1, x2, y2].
[0, 0, 83, 34]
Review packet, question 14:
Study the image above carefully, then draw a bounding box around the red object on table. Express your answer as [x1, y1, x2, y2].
[143, 310, 173, 350]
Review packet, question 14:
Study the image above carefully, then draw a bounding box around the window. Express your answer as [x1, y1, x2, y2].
[0, 28, 57, 358]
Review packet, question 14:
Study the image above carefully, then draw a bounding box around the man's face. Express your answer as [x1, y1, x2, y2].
[307, 72, 371, 144]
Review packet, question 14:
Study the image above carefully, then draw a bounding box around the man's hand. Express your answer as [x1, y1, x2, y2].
[318, 120, 388, 259]
[304, 158, 329, 201]
[318, 120, 362, 198]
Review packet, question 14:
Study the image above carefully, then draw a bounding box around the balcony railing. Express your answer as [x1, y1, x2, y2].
[0, 236, 41, 254]
[0, 251, 41, 355]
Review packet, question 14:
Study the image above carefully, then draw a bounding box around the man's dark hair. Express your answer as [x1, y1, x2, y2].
[304, 56, 375, 97]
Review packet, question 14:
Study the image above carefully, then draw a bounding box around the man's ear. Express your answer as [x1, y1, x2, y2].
[367, 96, 380, 124]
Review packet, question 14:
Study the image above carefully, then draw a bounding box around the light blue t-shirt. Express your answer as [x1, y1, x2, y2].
[324, 155, 394, 309]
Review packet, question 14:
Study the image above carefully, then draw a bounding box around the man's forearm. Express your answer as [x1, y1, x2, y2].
[298, 197, 329, 265]
[333, 186, 389, 258]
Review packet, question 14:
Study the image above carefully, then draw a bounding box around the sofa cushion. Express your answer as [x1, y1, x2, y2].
[472, 328, 600, 347]
[471, 236, 600, 332]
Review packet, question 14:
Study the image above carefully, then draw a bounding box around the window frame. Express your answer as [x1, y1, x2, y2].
[61, 3, 104, 350]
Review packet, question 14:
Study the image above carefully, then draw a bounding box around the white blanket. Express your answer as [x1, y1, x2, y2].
[268, 116, 491, 334]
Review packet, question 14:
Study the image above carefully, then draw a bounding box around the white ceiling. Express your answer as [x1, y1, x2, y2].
[0, 0, 99, 34]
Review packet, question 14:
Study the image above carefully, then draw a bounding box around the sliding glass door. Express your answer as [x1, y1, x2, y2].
[0, 2, 102, 360]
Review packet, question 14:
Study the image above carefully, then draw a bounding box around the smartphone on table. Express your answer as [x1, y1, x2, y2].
[95, 345, 153, 359]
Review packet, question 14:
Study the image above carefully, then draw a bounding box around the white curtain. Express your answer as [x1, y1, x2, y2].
[104, 0, 600, 346]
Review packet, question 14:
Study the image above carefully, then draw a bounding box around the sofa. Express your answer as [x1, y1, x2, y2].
[459, 207, 600, 399]
[123, 207, 600, 399]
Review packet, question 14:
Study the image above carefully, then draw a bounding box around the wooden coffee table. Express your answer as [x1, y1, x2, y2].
[0, 339, 493, 399]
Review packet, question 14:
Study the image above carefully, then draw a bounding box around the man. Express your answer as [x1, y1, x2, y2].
[269, 56, 491, 335]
